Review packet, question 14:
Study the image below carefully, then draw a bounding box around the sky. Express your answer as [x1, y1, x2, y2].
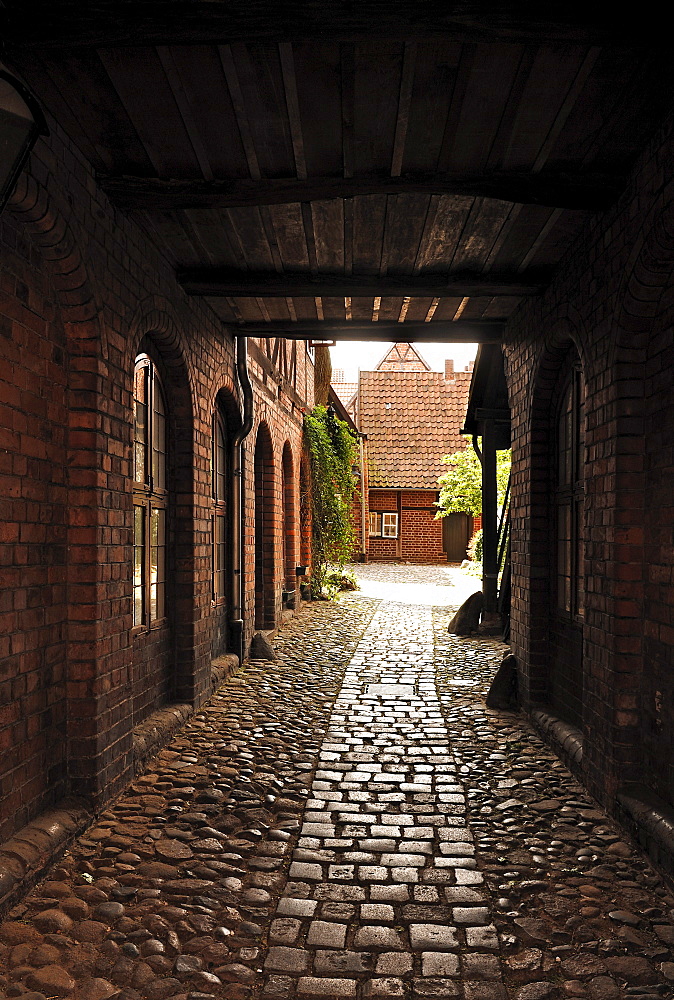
[329, 340, 478, 381]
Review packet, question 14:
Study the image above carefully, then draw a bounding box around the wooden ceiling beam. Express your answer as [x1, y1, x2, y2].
[227, 320, 503, 342]
[179, 269, 545, 297]
[100, 170, 620, 212]
[3, 5, 650, 47]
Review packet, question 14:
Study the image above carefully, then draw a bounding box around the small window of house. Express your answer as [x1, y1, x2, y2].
[369, 511, 398, 537]
[212, 410, 228, 603]
[133, 354, 168, 629]
[382, 512, 399, 538]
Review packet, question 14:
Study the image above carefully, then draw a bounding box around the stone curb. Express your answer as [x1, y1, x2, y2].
[530, 709, 584, 771]
[0, 798, 91, 917]
[617, 783, 674, 879]
[131, 702, 193, 773]
[132, 654, 239, 773]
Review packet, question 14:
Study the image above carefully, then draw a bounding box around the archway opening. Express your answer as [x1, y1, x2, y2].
[254, 422, 276, 629]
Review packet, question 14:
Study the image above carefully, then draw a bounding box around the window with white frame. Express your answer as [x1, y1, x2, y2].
[369, 511, 398, 538]
[133, 354, 168, 628]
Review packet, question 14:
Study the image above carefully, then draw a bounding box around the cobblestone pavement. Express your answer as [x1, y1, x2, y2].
[2, 569, 674, 1000]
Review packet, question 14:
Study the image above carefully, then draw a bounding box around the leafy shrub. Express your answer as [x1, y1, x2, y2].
[467, 528, 483, 562]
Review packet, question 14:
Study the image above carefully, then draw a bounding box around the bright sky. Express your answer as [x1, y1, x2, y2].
[330, 340, 478, 381]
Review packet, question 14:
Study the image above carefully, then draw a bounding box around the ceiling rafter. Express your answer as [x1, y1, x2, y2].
[99, 170, 621, 212]
[229, 319, 503, 342]
[179, 269, 545, 297]
[4, 5, 643, 47]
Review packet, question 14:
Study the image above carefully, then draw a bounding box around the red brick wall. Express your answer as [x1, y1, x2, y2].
[504, 112, 674, 813]
[0, 211, 69, 843]
[368, 489, 447, 563]
[0, 119, 313, 839]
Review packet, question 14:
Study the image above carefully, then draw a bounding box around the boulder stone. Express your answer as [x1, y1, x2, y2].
[447, 592, 483, 636]
[486, 653, 518, 709]
[249, 632, 277, 661]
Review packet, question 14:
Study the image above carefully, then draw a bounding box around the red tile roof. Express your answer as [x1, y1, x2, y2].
[331, 380, 359, 407]
[357, 346, 472, 489]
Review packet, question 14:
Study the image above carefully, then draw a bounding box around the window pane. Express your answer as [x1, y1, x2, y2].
[134, 506, 145, 626]
[134, 365, 148, 484]
[216, 417, 226, 502]
[558, 384, 572, 486]
[382, 513, 398, 538]
[369, 512, 381, 536]
[575, 499, 585, 617]
[214, 513, 226, 599]
[152, 379, 166, 490]
[557, 503, 571, 612]
[150, 507, 166, 620]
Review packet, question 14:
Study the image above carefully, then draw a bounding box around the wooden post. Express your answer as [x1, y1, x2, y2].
[482, 418, 498, 615]
[397, 490, 403, 560]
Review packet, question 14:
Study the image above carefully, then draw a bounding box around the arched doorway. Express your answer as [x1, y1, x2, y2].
[131, 333, 194, 718]
[254, 422, 276, 629]
[211, 389, 240, 657]
[525, 338, 586, 732]
[282, 442, 296, 606]
[549, 357, 585, 729]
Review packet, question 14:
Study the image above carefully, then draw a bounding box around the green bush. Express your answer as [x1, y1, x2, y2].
[467, 528, 483, 562]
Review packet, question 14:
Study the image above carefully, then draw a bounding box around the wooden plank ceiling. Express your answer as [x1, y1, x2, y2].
[5, 4, 674, 341]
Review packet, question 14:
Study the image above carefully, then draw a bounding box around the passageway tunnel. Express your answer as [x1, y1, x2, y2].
[3, 6, 674, 981]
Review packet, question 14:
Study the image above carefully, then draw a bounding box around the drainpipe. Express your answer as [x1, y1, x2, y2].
[231, 336, 254, 666]
[359, 434, 367, 560]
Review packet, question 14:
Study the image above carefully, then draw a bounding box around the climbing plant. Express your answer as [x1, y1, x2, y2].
[303, 405, 358, 596]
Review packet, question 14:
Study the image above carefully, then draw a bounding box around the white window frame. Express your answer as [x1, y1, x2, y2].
[382, 512, 399, 538]
[369, 511, 398, 538]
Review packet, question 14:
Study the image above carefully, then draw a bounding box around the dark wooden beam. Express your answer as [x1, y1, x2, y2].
[228, 320, 503, 343]
[100, 170, 620, 212]
[2, 3, 651, 47]
[179, 269, 545, 298]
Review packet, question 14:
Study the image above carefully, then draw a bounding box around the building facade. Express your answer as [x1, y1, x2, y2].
[0, 127, 315, 859]
[344, 344, 474, 564]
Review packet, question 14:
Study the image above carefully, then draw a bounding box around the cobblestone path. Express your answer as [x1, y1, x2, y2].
[263, 600, 501, 1000]
[2, 577, 674, 1000]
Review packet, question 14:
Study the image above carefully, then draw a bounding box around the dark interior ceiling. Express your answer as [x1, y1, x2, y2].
[3, 2, 674, 343]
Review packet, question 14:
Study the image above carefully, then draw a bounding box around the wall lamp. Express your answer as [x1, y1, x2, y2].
[0, 67, 49, 213]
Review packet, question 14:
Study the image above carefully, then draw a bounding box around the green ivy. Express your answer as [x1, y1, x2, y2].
[303, 405, 358, 597]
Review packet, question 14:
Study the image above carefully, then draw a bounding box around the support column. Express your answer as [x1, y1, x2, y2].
[481, 417, 498, 616]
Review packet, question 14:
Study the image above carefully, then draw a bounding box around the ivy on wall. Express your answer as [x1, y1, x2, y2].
[303, 405, 358, 595]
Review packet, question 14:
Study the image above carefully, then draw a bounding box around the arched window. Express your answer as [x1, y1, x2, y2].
[212, 409, 228, 602]
[555, 364, 585, 619]
[133, 354, 167, 628]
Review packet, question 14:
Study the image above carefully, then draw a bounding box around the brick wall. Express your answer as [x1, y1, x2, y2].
[0, 211, 69, 843]
[504, 111, 674, 812]
[401, 491, 446, 564]
[0, 119, 313, 839]
[368, 489, 447, 563]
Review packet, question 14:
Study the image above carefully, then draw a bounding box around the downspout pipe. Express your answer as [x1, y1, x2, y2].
[359, 434, 367, 561]
[231, 336, 254, 666]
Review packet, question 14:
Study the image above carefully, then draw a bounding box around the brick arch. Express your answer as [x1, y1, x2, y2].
[128, 296, 198, 409]
[208, 361, 240, 416]
[129, 303, 197, 709]
[8, 170, 107, 360]
[282, 441, 297, 591]
[7, 170, 120, 806]
[254, 421, 277, 630]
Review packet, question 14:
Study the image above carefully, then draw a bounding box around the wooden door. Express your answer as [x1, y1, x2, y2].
[443, 513, 470, 562]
